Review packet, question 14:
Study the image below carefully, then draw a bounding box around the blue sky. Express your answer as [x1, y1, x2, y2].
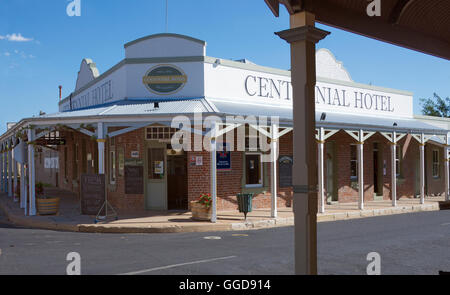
[0, 0, 449, 134]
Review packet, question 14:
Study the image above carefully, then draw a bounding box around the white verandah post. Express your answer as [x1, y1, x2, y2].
[3, 149, 8, 193]
[210, 121, 217, 223]
[357, 130, 364, 210]
[0, 151, 6, 193]
[3, 150, 8, 193]
[419, 133, 425, 204]
[20, 159, 26, 210]
[13, 138, 18, 202]
[271, 123, 278, 218]
[27, 129, 36, 216]
[391, 131, 397, 207]
[318, 127, 325, 213]
[97, 122, 105, 174]
[22, 142, 28, 214]
[3, 150, 6, 195]
[8, 144, 12, 197]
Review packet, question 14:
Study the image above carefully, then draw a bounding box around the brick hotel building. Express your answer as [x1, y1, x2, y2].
[1, 33, 449, 217]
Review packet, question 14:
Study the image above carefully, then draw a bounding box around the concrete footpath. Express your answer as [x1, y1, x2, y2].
[0, 191, 446, 233]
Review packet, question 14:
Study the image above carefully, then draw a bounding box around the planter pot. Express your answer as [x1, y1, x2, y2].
[37, 197, 60, 215]
[190, 201, 212, 221]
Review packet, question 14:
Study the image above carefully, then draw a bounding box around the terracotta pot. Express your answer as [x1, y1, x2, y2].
[190, 201, 212, 221]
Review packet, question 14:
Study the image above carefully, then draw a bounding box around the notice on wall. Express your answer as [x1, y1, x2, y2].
[196, 156, 203, 166]
[217, 142, 231, 170]
[80, 174, 105, 215]
[279, 156, 293, 188]
[125, 165, 144, 194]
[217, 151, 231, 170]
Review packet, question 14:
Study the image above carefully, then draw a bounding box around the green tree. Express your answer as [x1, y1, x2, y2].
[420, 93, 450, 117]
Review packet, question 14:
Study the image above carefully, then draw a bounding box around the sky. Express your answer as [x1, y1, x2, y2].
[0, 0, 449, 135]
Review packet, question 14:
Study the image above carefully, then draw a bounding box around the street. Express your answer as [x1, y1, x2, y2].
[0, 210, 449, 275]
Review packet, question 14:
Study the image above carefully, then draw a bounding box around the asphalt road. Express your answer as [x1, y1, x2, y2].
[0, 210, 449, 275]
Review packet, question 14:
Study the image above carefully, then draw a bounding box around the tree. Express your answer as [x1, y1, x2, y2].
[420, 93, 450, 117]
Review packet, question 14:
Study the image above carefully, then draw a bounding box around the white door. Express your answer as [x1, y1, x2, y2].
[145, 144, 167, 210]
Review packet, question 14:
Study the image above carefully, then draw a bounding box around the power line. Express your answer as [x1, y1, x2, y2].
[165, 0, 168, 33]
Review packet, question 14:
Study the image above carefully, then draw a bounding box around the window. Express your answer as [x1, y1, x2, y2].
[146, 127, 177, 140]
[245, 153, 263, 187]
[432, 150, 440, 178]
[350, 145, 357, 180]
[395, 145, 402, 177]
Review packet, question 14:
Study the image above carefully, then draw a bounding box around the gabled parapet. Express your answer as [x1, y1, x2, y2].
[124, 33, 206, 58]
[75, 58, 100, 91]
[316, 48, 353, 82]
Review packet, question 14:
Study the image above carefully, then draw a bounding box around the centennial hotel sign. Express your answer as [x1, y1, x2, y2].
[244, 74, 399, 115]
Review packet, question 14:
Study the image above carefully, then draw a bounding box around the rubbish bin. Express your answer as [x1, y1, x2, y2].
[237, 193, 254, 220]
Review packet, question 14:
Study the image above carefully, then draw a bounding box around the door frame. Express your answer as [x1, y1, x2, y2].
[144, 140, 168, 210]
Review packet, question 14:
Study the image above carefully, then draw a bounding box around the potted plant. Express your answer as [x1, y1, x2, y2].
[36, 182, 60, 215]
[190, 193, 212, 221]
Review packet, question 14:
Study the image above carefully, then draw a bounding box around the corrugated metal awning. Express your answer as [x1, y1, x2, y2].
[315, 112, 448, 135]
[5, 98, 447, 137]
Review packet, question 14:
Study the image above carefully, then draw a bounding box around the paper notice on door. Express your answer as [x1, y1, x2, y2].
[154, 161, 164, 174]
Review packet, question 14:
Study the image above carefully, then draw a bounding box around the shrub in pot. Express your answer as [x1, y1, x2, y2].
[190, 193, 212, 221]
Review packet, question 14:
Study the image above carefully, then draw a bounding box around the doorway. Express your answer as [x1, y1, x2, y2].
[145, 142, 167, 210]
[167, 150, 188, 210]
[373, 142, 383, 198]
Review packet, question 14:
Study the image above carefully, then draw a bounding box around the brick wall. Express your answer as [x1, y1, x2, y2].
[190, 129, 294, 211]
[107, 127, 145, 210]
[56, 125, 446, 212]
[322, 131, 445, 203]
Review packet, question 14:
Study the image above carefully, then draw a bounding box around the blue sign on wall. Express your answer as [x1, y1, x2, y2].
[217, 143, 231, 170]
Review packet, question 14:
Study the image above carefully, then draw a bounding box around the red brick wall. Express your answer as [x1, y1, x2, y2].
[187, 129, 293, 211]
[187, 150, 211, 205]
[107, 128, 145, 210]
[323, 131, 441, 203]
[56, 126, 445, 212]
